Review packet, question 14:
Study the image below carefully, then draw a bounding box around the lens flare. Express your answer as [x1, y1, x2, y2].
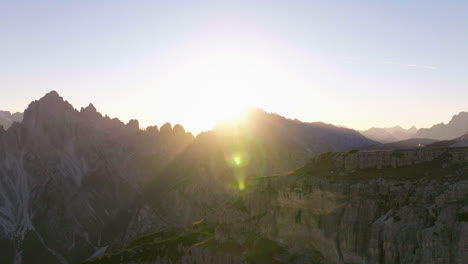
[233, 156, 242, 165]
[238, 178, 245, 191]
[234, 168, 246, 191]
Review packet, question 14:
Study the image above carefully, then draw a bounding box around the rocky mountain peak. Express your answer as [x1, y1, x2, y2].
[160, 122, 173, 136]
[126, 119, 140, 131]
[81, 103, 97, 113]
[22, 90, 77, 129]
[450, 111, 468, 125]
[408, 125, 418, 133]
[80, 103, 103, 122]
[173, 124, 186, 135]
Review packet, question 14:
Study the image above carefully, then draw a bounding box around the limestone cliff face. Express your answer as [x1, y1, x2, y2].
[104, 147, 468, 264]
[221, 147, 468, 264]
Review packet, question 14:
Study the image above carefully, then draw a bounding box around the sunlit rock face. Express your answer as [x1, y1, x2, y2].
[0, 91, 194, 264]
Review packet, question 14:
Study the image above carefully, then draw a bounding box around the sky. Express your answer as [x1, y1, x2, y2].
[1, 0, 467, 134]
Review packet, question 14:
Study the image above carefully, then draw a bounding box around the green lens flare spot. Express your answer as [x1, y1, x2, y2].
[233, 156, 242, 165]
[238, 180, 245, 191]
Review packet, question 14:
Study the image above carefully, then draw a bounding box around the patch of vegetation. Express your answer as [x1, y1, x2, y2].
[348, 149, 359, 154]
[391, 152, 403, 158]
[199, 232, 288, 263]
[83, 218, 293, 264]
[82, 219, 214, 264]
[457, 212, 468, 222]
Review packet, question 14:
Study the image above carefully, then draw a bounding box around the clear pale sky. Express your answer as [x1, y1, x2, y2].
[1, 0, 467, 134]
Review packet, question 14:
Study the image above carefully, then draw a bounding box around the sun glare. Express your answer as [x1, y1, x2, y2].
[151, 39, 312, 134]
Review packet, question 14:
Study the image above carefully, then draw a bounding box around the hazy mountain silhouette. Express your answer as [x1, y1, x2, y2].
[360, 125, 418, 143]
[0, 110, 23, 129]
[216, 108, 378, 153]
[414, 112, 468, 140]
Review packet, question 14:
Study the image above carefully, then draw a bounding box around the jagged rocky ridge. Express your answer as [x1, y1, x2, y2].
[87, 147, 468, 264]
[0, 91, 194, 264]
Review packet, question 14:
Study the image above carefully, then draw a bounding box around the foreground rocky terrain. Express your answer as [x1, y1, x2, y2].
[85, 147, 468, 264]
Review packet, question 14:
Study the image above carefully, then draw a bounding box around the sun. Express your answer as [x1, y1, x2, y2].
[154, 46, 268, 133]
[150, 37, 314, 134]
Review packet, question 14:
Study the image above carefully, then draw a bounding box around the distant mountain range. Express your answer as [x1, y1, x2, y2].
[360, 126, 418, 143]
[0, 110, 23, 129]
[360, 112, 468, 143]
[414, 112, 468, 140]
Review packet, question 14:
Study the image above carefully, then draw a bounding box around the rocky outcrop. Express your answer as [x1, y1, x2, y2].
[426, 133, 468, 149]
[310, 148, 468, 170]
